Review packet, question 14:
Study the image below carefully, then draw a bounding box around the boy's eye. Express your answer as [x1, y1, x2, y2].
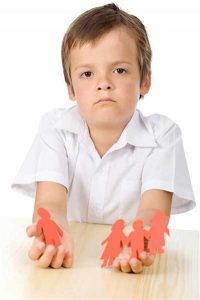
[80, 68, 127, 78]
[115, 68, 127, 74]
[81, 71, 92, 78]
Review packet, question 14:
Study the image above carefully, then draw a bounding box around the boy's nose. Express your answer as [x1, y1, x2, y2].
[97, 85, 111, 90]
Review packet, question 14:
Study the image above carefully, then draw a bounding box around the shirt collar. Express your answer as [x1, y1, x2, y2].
[54, 105, 85, 136]
[125, 109, 157, 147]
[54, 105, 157, 148]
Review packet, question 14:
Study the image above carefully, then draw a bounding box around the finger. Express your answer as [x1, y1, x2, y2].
[121, 246, 132, 256]
[26, 223, 37, 237]
[129, 258, 143, 273]
[112, 258, 121, 270]
[51, 245, 65, 269]
[118, 252, 130, 260]
[62, 251, 73, 268]
[62, 236, 74, 268]
[120, 259, 132, 273]
[139, 251, 155, 266]
[37, 245, 57, 268]
[28, 237, 45, 260]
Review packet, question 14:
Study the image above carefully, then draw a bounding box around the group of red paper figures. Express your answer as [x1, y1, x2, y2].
[36, 208, 170, 269]
[100, 210, 170, 268]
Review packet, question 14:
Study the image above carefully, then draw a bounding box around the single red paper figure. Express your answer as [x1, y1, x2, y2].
[146, 210, 170, 256]
[100, 219, 127, 268]
[126, 219, 149, 259]
[36, 207, 63, 247]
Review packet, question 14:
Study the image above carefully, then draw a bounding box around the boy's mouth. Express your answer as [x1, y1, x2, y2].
[96, 98, 116, 104]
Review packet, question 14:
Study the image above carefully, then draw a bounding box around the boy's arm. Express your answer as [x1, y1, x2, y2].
[114, 189, 172, 273]
[27, 181, 74, 269]
[135, 189, 172, 226]
[33, 181, 69, 231]
[123, 189, 172, 235]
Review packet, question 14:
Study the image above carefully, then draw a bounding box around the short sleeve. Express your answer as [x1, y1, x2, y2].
[11, 112, 70, 198]
[141, 122, 196, 214]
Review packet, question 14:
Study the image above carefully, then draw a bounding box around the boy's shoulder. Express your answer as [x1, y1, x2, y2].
[38, 105, 81, 132]
[145, 111, 178, 127]
[138, 110, 181, 141]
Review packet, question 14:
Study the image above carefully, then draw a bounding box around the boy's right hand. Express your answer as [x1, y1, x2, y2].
[26, 223, 74, 269]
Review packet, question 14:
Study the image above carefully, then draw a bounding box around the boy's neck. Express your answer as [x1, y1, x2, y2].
[87, 124, 126, 158]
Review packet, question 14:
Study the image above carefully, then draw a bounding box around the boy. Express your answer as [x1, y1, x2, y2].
[11, 3, 195, 273]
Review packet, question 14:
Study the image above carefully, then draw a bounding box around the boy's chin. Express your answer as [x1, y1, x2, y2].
[90, 119, 127, 130]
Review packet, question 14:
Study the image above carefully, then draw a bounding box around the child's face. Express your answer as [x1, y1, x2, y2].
[68, 26, 150, 129]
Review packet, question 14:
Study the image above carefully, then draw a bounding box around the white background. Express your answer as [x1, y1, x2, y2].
[1, 0, 199, 230]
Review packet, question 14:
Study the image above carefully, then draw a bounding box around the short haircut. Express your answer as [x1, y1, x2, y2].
[61, 3, 152, 99]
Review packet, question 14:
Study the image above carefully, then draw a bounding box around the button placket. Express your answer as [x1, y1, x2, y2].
[88, 166, 108, 222]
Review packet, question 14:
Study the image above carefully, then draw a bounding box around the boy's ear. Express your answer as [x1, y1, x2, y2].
[67, 84, 76, 101]
[140, 71, 151, 97]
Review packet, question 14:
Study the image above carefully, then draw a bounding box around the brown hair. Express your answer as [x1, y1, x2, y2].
[61, 3, 152, 99]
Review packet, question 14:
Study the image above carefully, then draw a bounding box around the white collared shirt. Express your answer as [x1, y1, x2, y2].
[11, 105, 196, 224]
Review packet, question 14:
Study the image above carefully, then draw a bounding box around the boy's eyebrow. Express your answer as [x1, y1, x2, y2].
[74, 61, 132, 71]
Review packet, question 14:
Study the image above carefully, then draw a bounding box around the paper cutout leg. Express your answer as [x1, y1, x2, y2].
[36, 208, 63, 247]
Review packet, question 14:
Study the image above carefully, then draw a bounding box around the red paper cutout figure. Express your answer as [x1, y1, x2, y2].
[126, 219, 149, 259]
[100, 210, 170, 267]
[36, 207, 63, 247]
[146, 210, 170, 255]
[100, 219, 127, 268]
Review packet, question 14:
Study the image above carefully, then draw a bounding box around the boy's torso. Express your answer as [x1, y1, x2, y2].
[39, 105, 177, 224]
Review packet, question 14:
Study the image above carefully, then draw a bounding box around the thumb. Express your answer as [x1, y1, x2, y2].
[26, 222, 38, 237]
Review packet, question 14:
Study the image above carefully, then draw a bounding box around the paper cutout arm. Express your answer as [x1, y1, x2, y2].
[165, 227, 170, 236]
[52, 220, 64, 237]
[144, 229, 151, 239]
[36, 219, 42, 235]
[101, 236, 110, 246]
